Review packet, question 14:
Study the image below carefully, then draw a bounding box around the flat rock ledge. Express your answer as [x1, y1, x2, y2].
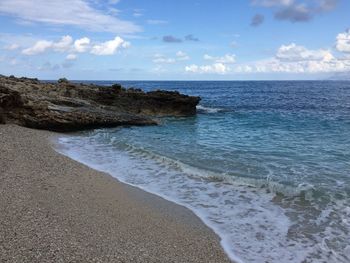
[0, 75, 200, 132]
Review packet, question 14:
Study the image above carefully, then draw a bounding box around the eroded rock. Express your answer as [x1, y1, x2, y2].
[0, 75, 200, 132]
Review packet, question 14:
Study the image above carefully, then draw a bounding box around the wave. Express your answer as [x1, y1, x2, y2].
[55, 133, 350, 263]
[112, 139, 318, 199]
[196, 105, 226, 114]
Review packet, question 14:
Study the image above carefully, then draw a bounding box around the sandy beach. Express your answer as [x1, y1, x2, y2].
[0, 124, 231, 263]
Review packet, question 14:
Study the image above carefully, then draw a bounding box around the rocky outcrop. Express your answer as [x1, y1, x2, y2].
[0, 75, 200, 132]
[0, 108, 4, 124]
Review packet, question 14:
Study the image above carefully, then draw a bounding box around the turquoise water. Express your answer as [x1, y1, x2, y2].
[57, 81, 350, 263]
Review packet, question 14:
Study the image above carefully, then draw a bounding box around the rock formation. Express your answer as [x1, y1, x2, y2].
[0, 75, 200, 132]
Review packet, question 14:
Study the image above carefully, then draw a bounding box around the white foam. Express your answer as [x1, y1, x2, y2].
[54, 134, 350, 263]
[196, 105, 224, 113]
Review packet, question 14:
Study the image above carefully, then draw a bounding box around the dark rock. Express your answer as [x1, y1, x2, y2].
[0, 75, 200, 132]
[58, 77, 69, 84]
[0, 85, 23, 108]
[0, 108, 5, 124]
[111, 83, 123, 92]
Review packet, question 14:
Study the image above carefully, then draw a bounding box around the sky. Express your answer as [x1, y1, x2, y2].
[0, 0, 349, 80]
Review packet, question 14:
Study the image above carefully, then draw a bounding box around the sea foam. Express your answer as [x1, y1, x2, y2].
[196, 105, 225, 113]
[55, 131, 350, 263]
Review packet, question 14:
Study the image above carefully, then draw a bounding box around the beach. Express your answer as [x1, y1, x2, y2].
[0, 124, 231, 263]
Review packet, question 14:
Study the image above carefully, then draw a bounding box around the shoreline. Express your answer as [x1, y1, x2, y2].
[53, 132, 245, 263]
[0, 124, 231, 263]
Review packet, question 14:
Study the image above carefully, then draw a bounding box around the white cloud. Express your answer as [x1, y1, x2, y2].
[176, 51, 190, 61]
[217, 54, 236, 64]
[336, 30, 350, 53]
[185, 53, 235, 75]
[52, 35, 73, 52]
[187, 36, 350, 75]
[276, 43, 333, 61]
[21, 35, 129, 57]
[235, 42, 350, 74]
[153, 54, 176, 64]
[66, 54, 77, 60]
[153, 51, 190, 64]
[203, 53, 236, 64]
[22, 40, 53, 55]
[91, 36, 130, 55]
[74, 37, 91, 53]
[185, 63, 229, 74]
[22, 36, 74, 55]
[203, 54, 214, 60]
[0, 0, 140, 34]
[237, 57, 350, 74]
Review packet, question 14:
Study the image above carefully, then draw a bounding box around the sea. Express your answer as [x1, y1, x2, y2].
[56, 81, 350, 263]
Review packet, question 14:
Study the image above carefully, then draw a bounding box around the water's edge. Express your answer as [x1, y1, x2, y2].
[51, 135, 241, 263]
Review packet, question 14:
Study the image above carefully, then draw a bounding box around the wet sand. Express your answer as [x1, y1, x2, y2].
[0, 124, 231, 263]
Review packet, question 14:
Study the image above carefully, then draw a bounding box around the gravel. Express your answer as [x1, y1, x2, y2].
[0, 124, 231, 263]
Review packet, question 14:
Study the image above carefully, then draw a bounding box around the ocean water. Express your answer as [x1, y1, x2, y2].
[57, 81, 350, 263]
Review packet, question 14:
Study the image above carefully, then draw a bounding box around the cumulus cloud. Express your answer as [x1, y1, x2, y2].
[66, 54, 77, 60]
[252, 0, 338, 23]
[336, 30, 350, 53]
[186, 53, 236, 75]
[187, 31, 350, 75]
[185, 63, 229, 74]
[153, 51, 190, 64]
[235, 41, 349, 74]
[276, 43, 333, 61]
[153, 54, 176, 64]
[52, 35, 73, 52]
[90, 36, 130, 55]
[176, 51, 190, 61]
[251, 14, 265, 26]
[235, 56, 350, 74]
[0, 0, 140, 34]
[21, 35, 129, 57]
[162, 35, 183, 43]
[22, 35, 74, 55]
[204, 53, 236, 64]
[22, 40, 53, 55]
[74, 37, 91, 53]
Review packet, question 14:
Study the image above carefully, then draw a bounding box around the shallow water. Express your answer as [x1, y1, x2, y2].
[57, 81, 350, 263]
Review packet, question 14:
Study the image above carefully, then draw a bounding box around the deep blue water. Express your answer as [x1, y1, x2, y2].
[58, 81, 350, 263]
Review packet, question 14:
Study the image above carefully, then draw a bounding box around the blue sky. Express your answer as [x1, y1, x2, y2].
[0, 0, 349, 80]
